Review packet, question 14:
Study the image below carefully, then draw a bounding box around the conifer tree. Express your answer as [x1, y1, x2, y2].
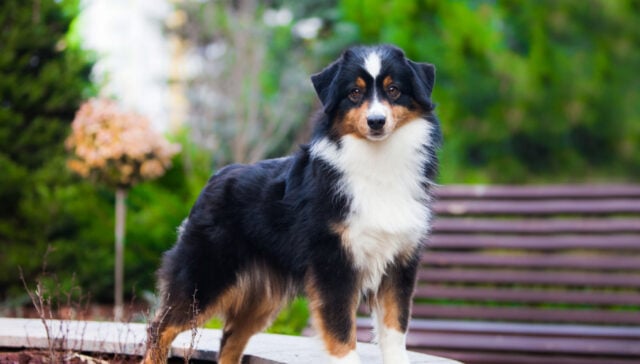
[0, 0, 93, 298]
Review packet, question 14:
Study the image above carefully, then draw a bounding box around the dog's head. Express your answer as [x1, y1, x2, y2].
[311, 44, 436, 141]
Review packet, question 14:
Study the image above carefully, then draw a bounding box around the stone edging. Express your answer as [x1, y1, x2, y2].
[0, 318, 460, 363]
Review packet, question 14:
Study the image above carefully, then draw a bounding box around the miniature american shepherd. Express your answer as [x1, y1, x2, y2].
[143, 44, 442, 364]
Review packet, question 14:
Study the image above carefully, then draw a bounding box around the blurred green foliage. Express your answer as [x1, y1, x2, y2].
[204, 297, 310, 335]
[337, 0, 640, 183]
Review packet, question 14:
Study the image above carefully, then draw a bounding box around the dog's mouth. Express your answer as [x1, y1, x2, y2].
[367, 130, 389, 141]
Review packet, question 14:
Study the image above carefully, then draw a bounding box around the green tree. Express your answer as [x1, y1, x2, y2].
[0, 0, 95, 299]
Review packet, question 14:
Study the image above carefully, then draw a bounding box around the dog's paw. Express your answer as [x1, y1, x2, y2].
[329, 350, 361, 364]
[382, 348, 410, 364]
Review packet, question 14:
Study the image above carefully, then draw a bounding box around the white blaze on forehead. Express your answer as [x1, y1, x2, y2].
[367, 98, 387, 118]
[364, 51, 382, 79]
[364, 51, 387, 118]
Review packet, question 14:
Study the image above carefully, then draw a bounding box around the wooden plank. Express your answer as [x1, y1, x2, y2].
[432, 217, 640, 234]
[421, 350, 640, 364]
[421, 252, 640, 270]
[356, 318, 640, 339]
[411, 305, 640, 325]
[407, 319, 640, 339]
[427, 234, 640, 250]
[418, 269, 640, 288]
[435, 199, 640, 216]
[404, 331, 640, 356]
[436, 185, 640, 199]
[413, 285, 640, 306]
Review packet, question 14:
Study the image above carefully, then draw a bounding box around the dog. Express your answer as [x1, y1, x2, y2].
[142, 44, 442, 364]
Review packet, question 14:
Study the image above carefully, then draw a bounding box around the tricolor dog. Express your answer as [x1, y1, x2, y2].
[143, 44, 442, 364]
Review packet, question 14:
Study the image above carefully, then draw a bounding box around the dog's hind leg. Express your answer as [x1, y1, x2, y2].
[142, 302, 193, 364]
[216, 272, 290, 364]
[217, 305, 278, 364]
[142, 274, 216, 364]
[143, 290, 220, 364]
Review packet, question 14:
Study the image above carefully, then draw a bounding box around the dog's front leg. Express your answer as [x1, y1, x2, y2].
[372, 256, 420, 364]
[305, 265, 361, 364]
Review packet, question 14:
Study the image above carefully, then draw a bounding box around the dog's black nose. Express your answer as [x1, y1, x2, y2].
[367, 115, 386, 130]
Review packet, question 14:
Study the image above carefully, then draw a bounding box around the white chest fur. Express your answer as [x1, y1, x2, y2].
[311, 119, 434, 291]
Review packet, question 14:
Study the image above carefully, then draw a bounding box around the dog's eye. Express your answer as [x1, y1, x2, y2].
[348, 88, 363, 103]
[386, 85, 401, 100]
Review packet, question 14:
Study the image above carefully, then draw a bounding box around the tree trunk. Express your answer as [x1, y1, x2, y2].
[114, 188, 127, 321]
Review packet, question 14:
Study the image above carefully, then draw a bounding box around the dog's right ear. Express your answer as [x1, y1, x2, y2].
[311, 60, 340, 114]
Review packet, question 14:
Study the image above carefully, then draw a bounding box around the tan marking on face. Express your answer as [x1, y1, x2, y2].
[383, 75, 393, 89]
[305, 272, 357, 357]
[334, 101, 370, 139]
[336, 76, 423, 140]
[390, 104, 423, 131]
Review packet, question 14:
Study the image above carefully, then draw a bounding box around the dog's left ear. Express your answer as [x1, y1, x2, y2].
[311, 60, 340, 114]
[408, 60, 436, 111]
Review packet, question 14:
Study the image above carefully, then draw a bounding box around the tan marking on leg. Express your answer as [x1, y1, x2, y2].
[305, 272, 358, 358]
[217, 262, 294, 364]
[145, 262, 295, 364]
[218, 291, 286, 363]
[377, 281, 403, 331]
[371, 277, 412, 332]
[143, 320, 188, 364]
[218, 304, 280, 364]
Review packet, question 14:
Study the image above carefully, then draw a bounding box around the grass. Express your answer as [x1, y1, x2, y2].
[203, 297, 310, 336]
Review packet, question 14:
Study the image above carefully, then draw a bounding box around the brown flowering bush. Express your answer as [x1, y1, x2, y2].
[66, 99, 180, 188]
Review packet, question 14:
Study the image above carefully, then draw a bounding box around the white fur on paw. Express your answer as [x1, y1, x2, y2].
[329, 350, 361, 364]
[379, 328, 410, 364]
[382, 347, 410, 364]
